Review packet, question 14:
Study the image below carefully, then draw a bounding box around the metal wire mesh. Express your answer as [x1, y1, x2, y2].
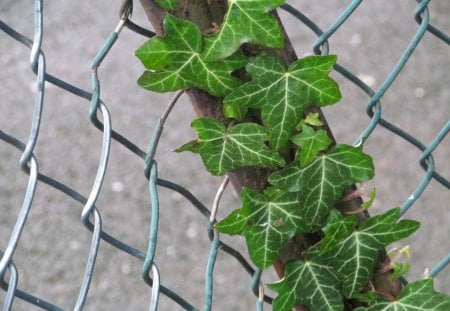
[1, 0, 449, 310]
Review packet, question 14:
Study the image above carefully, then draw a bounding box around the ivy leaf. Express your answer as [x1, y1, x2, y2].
[354, 279, 450, 311]
[389, 262, 411, 281]
[386, 245, 411, 281]
[321, 208, 420, 298]
[291, 125, 332, 167]
[216, 187, 306, 269]
[202, 0, 285, 61]
[361, 186, 377, 209]
[176, 118, 284, 176]
[155, 0, 179, 10]
[213, 208, 248, 236]
[319, 209, 357, 253]
[224, 55, 341, 150]
[269, 144, 374, 230]
[135, 14, 246, 97]
[296, 112, 324, 130]
[268, 257, 344, 311]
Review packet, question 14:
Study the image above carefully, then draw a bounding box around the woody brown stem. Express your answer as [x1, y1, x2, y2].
[138, 0, 402, 308]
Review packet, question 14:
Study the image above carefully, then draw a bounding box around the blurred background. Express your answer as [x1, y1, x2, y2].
[1, 0, 449, 310]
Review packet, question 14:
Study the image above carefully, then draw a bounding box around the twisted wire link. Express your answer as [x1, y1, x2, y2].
[0, 0, 449, 310]
[0, 1, 44, 309]
[205, 176, 229, 311]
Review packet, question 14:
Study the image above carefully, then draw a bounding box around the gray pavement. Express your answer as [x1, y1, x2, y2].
[1, 1, 449, 310]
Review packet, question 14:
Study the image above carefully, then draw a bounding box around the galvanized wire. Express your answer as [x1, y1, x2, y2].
[0, 0, 449, 310]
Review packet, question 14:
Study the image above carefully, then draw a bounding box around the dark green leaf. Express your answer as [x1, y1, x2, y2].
[269, 144, 374, 231]
[321, 208, 420, 298]
[216, 187, 306, 268]
[268, 258, 344, 311]
[176, 118, 284, 176]
[202, 0, 285, 61]
[320, 209, 357, 253]
[355, 279, 450, 311]
[214, 208, 248, 236]
[135, 14, 246, 96]
[224, 55, 341, 150]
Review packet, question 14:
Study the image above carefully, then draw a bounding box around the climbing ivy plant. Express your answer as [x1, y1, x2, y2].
[136, 0, 450, 310]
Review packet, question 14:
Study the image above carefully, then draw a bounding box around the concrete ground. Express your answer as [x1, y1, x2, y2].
[0, 0, 449, 310]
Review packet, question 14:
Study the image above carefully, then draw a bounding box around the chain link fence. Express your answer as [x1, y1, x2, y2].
[1, 0, 449, 310]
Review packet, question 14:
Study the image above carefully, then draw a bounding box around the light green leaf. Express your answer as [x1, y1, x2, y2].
[135, 14, 246, 96]
[155, 0, 179, 10]
[269, 144, 374, 231]
[268, 258, 344, 311]
[216, 187, 306, 269]
[321, 208, 420, 298]
[355, 279, 450, 311]
[361, 186, 377, 209]
[291, 125, 332, 167]
[222, 101, 248, 121]
[202, 0, 285, 61]
[295, 112, 324, 131]
[386, 245, 411, 281]
[176, 118, 285, 176]
[224, 55, 341, 150]
[389, 262, 411, 281]
[304, 112, 324, 127]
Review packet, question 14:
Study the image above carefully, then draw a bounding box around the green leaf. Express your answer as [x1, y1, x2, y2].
[224, 55, 341, 150]
[386, 245, 411, 281]
[361, 186, 377, 209]
[319, 209, 357, 253]
[214, 208, 248, 236]
[202, 0, 285, 61]
[155, 0, 179, 10]
[216, 187, 306, 269]
[355, 279, 450, 311]
[176, 118, 285, 176]
[295, 112, 324, 131]
[222, 101, 248, 121]
[268, 258, 344, 311]
[304, 112, 324, 127]
[291, 125, 332, 167]
[321, 208, 420, 298]
[135, 14, 247, 96]
[389, 262, 411, 281]
[269, 144, 374, 230]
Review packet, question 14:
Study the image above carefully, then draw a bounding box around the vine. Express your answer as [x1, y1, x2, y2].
[136, 0, 450, 310]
